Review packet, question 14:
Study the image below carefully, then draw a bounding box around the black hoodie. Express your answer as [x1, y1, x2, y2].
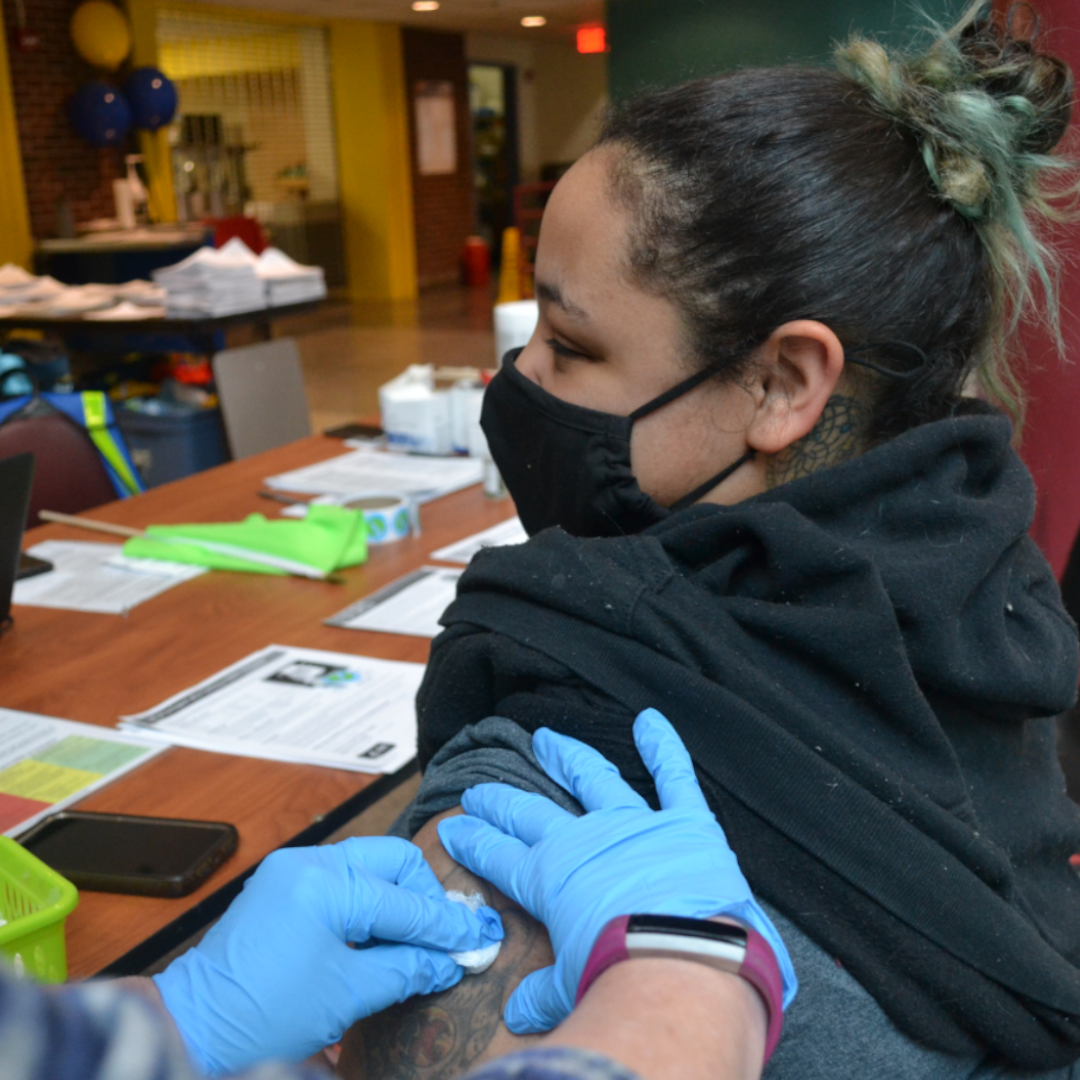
[417, 403, 1080, 1069]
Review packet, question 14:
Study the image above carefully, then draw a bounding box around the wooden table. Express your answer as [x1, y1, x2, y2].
[2, 436, 516, 979]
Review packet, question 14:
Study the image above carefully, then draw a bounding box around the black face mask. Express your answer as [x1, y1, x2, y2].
[481, 348, 755, 538]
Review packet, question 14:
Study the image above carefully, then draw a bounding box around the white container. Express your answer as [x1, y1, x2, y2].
[465, 386, 490, 460]
[113, 179, 136, 230]
[494, 300, 539, 366]
[450, 379, 483, 454]
[378, 365, 453, 455]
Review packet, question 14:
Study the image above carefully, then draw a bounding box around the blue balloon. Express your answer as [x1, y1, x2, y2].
[69, 81, 131, 147]
[123, 66, 177, 132]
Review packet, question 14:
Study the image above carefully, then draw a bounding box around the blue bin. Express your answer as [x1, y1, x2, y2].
[116, 401, 228, 487]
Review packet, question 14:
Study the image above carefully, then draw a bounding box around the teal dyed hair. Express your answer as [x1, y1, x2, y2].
[835, 1, 1076, 425]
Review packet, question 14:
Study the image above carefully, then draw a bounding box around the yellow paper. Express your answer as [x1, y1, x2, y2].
[0, 760, 101, 802]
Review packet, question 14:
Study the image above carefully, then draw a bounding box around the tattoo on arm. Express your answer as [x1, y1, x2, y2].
[765, 394, 868, 489]
[336, 814, 553, 1080]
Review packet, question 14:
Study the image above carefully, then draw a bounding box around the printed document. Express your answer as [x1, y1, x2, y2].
[121, 646, 422, 773]
[429, 517, 528, 564]
[0, 709, 166, 836]
[263, 447, 483, 503]
[13, 541, 206, 615]
[326, 567, 463, 638]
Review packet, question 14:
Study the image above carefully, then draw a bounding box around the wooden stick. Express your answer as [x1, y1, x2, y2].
[39, 510, 146, 539]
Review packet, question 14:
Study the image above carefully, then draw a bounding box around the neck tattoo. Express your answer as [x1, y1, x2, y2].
[765, 395, 868, 489]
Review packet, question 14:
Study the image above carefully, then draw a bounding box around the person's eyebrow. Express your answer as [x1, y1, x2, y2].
[536, 281, 589, 321]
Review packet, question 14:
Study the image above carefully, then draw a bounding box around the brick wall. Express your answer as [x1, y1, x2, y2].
[401, 28, 475, 288]
[4, 0, 125, 240]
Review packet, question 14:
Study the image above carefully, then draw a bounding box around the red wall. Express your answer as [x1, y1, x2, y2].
[4, 0, 124, 240]
[1016, 0, 1080, 576]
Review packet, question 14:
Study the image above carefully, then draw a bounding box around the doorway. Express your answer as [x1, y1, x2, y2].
[468, 63, 519, 258]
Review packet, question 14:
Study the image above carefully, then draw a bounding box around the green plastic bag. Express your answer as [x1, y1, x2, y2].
[122, 505, 367, 578]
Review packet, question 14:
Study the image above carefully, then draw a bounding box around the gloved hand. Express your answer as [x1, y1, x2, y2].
[438, 708, 796, 1035]
[154, 836, 502, 1075]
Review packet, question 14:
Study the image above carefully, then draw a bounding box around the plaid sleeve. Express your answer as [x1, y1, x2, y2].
[0, 966, 323, 1080]
[463, 1047, 643, 1080]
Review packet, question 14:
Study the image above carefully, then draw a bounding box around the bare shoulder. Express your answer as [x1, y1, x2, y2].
[336, 808, 554, 1080]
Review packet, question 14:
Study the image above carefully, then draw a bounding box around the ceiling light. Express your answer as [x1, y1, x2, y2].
[412, 1, 439, 10]
[521, 15, 547, 27]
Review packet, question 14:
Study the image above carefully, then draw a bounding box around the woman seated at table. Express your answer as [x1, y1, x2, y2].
[338, 6, 1080, 1079]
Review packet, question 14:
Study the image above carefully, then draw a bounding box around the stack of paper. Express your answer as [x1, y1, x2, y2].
[84, 299, 167, 321]
[0, 272, 66, 314]
[153, 240, 266, 317]
[0, 263, 35, 289]
[35, 284, 117, 317]
[116, 279, 168, 307]
[327, 566, 463, 638]
[263, 447, 484, 503]
[256, 247, 326, 306]
[13, 540, 207, 615]
[0, 709, 166, 836]
[121, 645, 422, 774]
[430, 517, 528, 564]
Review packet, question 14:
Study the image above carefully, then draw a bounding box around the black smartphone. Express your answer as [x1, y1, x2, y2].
[19, 811, 238, 897]
[323, 422, 384, 440]
[17, 553, 53, 580]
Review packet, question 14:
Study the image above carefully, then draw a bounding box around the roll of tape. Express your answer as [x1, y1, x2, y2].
[281, 491, 419, 544]
[338, 492, 416, 545]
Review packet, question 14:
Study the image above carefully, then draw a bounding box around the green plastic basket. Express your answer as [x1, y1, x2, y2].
[0, 836, 78, 983]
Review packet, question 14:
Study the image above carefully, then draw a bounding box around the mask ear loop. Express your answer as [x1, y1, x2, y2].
[844, 342, 930, 381]
[625, 360, 756, 514]
[655, 341, 929, 514]
[629, 364, 725, 421]
[668, 449, 757, 513]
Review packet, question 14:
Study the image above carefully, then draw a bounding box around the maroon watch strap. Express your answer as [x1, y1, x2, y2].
[575, 913, 785, 1064]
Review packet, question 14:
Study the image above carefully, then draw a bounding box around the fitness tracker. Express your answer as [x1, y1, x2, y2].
[576, 913, 785, 1063]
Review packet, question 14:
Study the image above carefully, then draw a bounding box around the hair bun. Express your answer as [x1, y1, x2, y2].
[835, 1, 1074, 222]
[956, 15, 1072, 155]
[835, 1, 1078, 427]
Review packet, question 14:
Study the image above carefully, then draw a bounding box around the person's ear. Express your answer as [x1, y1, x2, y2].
[744, 321, 846, 454]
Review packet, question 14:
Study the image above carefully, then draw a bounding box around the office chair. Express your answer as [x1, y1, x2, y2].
[0, 400, 118, 525]
[212, 338, 312, 460]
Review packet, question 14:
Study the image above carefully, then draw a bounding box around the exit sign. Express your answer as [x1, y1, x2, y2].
[576, 26, 607, 54]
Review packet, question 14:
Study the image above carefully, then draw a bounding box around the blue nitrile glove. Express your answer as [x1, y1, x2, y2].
[438, 708, 796, 1035]
[154, 836, 503, 1075]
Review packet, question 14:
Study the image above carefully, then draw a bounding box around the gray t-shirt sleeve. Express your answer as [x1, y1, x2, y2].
[463, 1047, 642, 1080]
[392, 716, 583, 837]
[407, 717, 1075, 1080]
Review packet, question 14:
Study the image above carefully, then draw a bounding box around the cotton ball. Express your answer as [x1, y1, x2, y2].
[446, 889, 502, 975]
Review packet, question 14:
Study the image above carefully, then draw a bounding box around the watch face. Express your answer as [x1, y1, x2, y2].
[626, 914, 749, 947]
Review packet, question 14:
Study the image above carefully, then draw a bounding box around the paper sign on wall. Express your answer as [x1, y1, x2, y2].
[415, 81, 457, 176]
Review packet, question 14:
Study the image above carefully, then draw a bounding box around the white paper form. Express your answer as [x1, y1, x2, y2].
[121, 646, 423, 774]
[263, 448, 483, 504]
[13, 541, 207, 615]
[326, 567, 463, 638]
[0, 709, 167, 837]
[429, 517, 528, 565]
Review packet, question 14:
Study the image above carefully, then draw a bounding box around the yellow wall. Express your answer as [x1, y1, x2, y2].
[159, 31, 299, 79]
[0, 17, 32, 268]
[328, 21, 416, 302]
